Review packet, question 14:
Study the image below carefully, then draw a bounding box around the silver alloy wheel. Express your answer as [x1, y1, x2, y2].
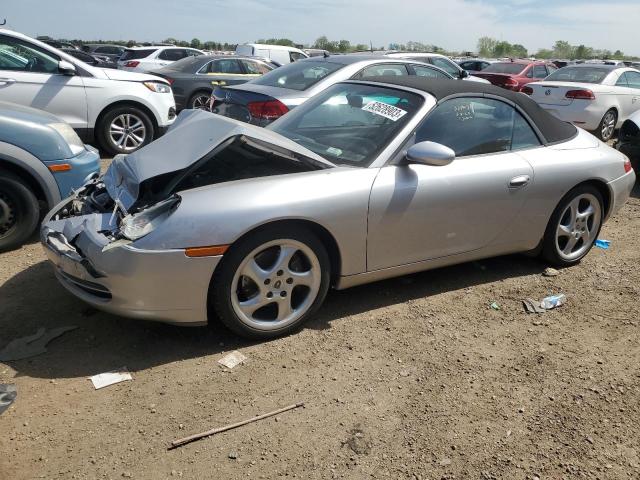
[231, 239, 322, 331]
[191, 94, 211, 110]
[555, 193, 602, 261]
[601, 111, 616, 140]
[109, 113, 147, 151]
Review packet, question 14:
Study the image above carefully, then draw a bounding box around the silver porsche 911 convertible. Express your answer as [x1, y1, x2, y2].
[41, 77, 636, 339]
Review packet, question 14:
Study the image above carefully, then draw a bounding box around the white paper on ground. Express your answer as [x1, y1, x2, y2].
[218, 351, 247, 369]
[90, 368, 133, 389]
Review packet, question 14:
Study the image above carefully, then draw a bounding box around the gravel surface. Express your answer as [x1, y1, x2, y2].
[0, 167, 638, 480]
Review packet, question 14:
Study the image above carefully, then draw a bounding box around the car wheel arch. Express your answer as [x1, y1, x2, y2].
[0, 149, 60, 210]
[212, 219, 343, 286]
[95, 100, 159, 136]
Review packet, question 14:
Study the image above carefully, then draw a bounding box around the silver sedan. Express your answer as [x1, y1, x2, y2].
[41, 77, 636, 339]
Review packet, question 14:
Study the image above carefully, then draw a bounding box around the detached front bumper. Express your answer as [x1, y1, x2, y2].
[40, 199, 221, 326]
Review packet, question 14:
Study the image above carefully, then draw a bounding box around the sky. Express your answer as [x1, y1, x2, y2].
[2, 0, 639, 55]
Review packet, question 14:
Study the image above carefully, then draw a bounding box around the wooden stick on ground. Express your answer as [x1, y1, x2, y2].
[168, 402, 305, 450]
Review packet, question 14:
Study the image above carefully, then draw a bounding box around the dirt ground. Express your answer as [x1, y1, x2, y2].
[1, 167, 639, 479]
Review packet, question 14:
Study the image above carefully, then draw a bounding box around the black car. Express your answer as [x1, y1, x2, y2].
[148, 55, 278, 111]
[61, 48, 117, 69]
[458, 59, 492, 74]
[81, 44, 126, 63]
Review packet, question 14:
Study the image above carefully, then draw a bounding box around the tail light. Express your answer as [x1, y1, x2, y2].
[165, 77, 175, 85]
[565, 89, 595, 100]
[505, 77, 519, 89]
[521, 86, 533, 95]
[124, 61, 140, 68]
[247, 99, 289, 120]
[624, 157, 633, 173]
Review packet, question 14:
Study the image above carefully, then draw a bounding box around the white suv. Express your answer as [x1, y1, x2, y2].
[0, 30, 176, 155]
[118, 46, 204, 73]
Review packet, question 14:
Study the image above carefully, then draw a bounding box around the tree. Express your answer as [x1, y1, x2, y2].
[190, 38, 201, 49]
[477, 36, 498, 57]
[338, 39, 351, 52]
[614, 49, 624, 58]
[553, 40, 573, 59]
[493, 41, 513, 57]
[574, 44, 592, 60]
[162, 37, 177, 45]
[511, 44, 528, 58]
[535, 48, 554, 59]
[354, 43, 369, 52]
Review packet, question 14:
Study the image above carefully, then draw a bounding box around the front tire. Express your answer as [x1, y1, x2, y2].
[594, 109, 617, 142]
[541, 184, 604, 267]
[211, 226, 331, 339]
[97, 106, 154, 155]
[0, 172, 40, 252]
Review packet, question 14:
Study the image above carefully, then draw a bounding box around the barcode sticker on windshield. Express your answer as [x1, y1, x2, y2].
[362, 101, 408, 122]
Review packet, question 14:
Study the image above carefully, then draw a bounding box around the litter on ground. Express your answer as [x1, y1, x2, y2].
[0, 384, 17, 416]
[89, 368, 133, 389]
[541, 293, 567, 310]
[523, 298, 546, 314]
[218, 351, 247, 369]
[595, 239, 611, 249]
[0, 326, 78, 361]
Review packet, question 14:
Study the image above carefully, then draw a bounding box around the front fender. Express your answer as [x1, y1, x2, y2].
[0, 142, 61, 209]
[133, 168, 380, 276]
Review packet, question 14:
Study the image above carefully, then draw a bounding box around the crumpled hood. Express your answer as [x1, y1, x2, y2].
[103, 109, 334, 211]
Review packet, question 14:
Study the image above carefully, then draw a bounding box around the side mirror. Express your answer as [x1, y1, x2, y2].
[459, 69, 469, 79]
[58, 60, 76, 76]
[405, 141, 455, 166]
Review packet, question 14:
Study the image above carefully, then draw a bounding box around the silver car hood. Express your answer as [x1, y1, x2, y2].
[104, 109, 334, 211]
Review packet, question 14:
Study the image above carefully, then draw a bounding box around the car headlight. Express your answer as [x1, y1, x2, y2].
[120, 197, 179, 240]
[143, 81, 172, 93]
[48, 122, 85, 156]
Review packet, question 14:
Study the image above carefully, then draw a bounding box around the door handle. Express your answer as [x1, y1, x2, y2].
[0, 77, 15, 85]
[509, 175, 530, 188]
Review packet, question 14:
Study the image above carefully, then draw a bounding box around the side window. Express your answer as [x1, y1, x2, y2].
[525, 68, 534, 78]
[547, 65, 557, 74]
[209, 59, 243, 74]
[0, 35, 59, 73]
[430, 57, 460, 76]
[412, 64, 449, 79]
[616, 73, 629, 87]
[289, 51, 306, 62]
[240, 60, 271, 75]
[625, 71, 640, 89]
[158, 49, 186, 61]
[359, 64, 409, 78]
[533, 65, 548, 79]
[414, 97, 540, 157]
[187, 49, 202, 57]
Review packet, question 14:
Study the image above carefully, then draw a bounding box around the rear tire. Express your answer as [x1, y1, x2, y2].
[210, 225, 331, 339]
[541, 184, 604, 267]
[593, 109, 617, 142]
[0, 172, 40, 252]
[188, 91, 212, 110]
[97, 106, 154, 155]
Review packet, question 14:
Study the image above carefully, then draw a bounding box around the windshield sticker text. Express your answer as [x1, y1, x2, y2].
[362, 101, 408, 122]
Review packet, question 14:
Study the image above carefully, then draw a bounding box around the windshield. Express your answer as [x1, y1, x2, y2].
[121, 49, 157, 60]
[482, 63, 526, 75]
[545, 67, 610, 84]
[269, 83, 424, 167]
[251, 60, 345, 91]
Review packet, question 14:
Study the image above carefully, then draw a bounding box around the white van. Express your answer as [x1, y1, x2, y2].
[235, 44, 308, 65]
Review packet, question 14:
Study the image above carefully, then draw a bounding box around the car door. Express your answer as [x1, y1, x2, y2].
[367, 96, 538, 270]
[205, 58, 251, 87]
[409, 64, 451, 79]
[0, 34, 88, 128]
[618, 71, 640, 119]
[428, 56, 462, 78]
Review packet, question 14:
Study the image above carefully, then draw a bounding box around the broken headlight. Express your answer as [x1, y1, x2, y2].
[120, 197, 180, 241]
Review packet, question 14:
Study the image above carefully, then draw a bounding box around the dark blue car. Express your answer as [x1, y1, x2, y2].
[0, 101, 100, 250]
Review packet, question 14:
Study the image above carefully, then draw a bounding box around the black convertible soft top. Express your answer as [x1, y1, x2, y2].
[360, 76, 578, 145]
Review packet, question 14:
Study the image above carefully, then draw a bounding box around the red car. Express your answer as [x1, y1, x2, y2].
[474, 60, 558, 91]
